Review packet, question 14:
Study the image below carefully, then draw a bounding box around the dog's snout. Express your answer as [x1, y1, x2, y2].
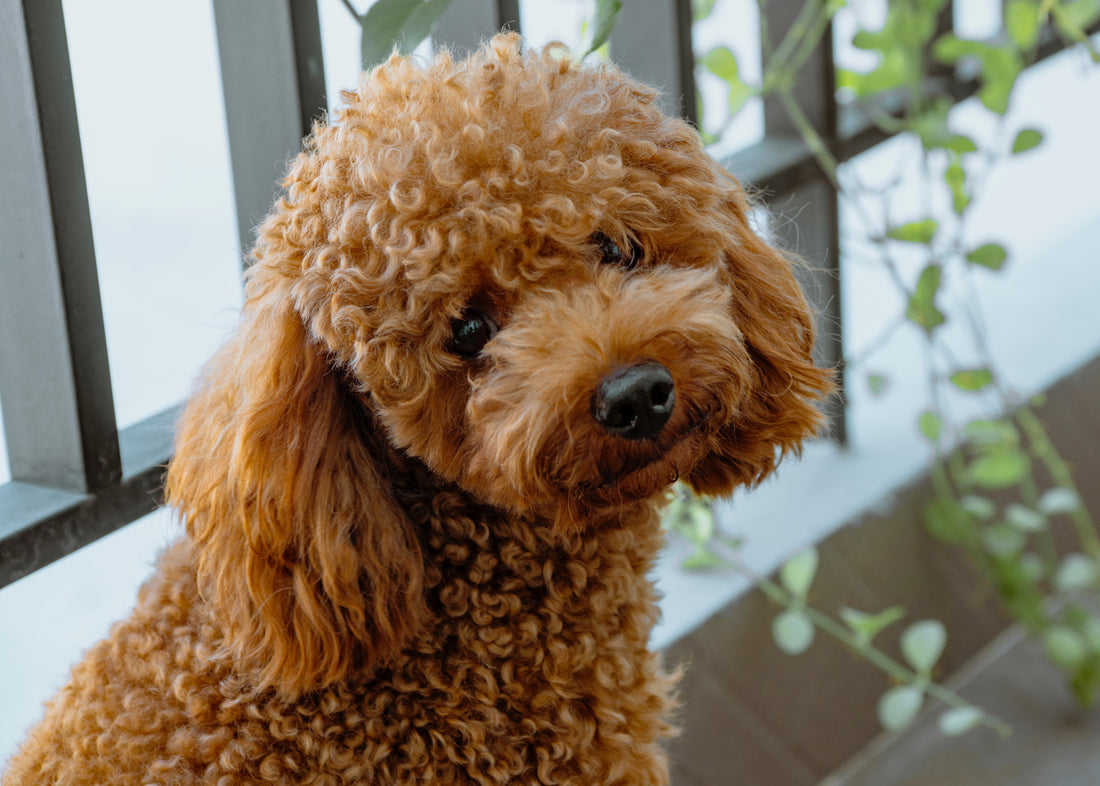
[592, 363, 675, 441]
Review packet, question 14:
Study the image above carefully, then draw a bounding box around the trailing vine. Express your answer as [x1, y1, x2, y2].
[680, 0, 1100, 730]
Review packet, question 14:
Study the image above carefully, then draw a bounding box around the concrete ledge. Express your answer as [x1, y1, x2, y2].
[664, 351, 1100, 785]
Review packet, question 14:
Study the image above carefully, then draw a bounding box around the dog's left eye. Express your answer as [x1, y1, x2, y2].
[593, 232, 641, 270]
[449, 310, 498, 358]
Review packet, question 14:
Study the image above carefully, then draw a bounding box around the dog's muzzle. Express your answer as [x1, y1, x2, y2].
[591, 362, 675, 441]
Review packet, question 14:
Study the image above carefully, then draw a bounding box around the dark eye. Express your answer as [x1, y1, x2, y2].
[449, 310, 498, 358]
[593, 231, 641, 270]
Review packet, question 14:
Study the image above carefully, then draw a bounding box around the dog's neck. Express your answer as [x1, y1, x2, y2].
[354, 389, 662, 549]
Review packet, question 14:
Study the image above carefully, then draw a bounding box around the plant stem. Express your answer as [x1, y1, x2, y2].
[775, 88, 840, 186]
[783, 2, 838, 78]
[765, 0, 826, 75]
[1016, 407, 1100, 559]
[731, 557, 1013, 737]
[340, 0, 361, 22]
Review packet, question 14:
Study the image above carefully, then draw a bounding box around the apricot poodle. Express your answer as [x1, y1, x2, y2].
[5, 34, 829, 785]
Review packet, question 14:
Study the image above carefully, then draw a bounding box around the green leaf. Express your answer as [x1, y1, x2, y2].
[887, 219, 939, 244]
[1005, 503, 1046, 532]
[360, 0, 452, 70]
[701, 46, 754, 116]
[686, 500, 716, 542]
[933, 35, 1023, 114]
[878, 685, 924, 731]
[840, 606, 907, 647]
[982, 524, 1027, 558]
[948, 368, 994, 392]
[1053, 554, 1100, 592]
[924, 499, 973, 544]
[939, 706, 985, 736]
[944, 160, 970, 214]
[941, 134, 978, 154]
[867, 373, 889, 396]
[582, 0, 622, 57]
[1011, 128, 1044, 154]
[966, 243, 1008, 271]
[681, 548, 727, 570]
[692, 0, 718, 22]
[932, 33, 989, 63]
[977, 47, 1023, 114]
[1081, 615, 1100, 652]
[772, 610, 815, 655]
[846, 0, 947, 99]
[918, 410, 943, 443]
[1038, 487, 1083, 515]
[664, 488, 718, 551]
[836, 68, 862, 95]
[780, 547, 819, 599]
[908, 98, 953, 150]
[849, 50, 914, 97]
[962, 418, 1018, 447]
[1059, 0, 1100, 29]
[1043, 626, 1088, 671]
[901, 619, 947, 674]
[1005, 0, 1042, 50]
[701, 47, 738, 79]
[719, 533, 745, 550]
[960, 494, 996, 520]
[906, 265, 945, 332]
[1019, 552, 1047, 583]
[968, 448, 1031, 489]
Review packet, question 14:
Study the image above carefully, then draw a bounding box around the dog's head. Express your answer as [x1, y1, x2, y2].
[167, 34, 831, 696]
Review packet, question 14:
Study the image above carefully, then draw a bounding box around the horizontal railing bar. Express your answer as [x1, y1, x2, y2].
[119, 405, 182, 480]
[0, 404, 179, 589]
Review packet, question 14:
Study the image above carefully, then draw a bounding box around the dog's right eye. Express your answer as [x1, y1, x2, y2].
[449, 310, 498, 358]
[593, 231, 641, 270]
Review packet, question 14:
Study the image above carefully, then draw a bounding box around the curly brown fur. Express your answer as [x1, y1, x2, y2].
[4, 35, 830, 785]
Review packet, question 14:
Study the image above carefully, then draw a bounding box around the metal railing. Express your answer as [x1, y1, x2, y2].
[0, 0, 1092, 588]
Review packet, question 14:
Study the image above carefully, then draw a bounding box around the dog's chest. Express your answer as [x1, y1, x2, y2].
[305, 509, 673, 783]
[156, 511, 673, 784]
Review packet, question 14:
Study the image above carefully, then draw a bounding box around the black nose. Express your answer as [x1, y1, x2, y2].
[592, 363, 676, 441]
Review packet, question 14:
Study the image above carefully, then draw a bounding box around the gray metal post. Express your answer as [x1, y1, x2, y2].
[760, 0, 846, 442]
[0, 0, 121, 493]
[609, 0, 697, 123]
[212, 0, 327, 261]
[434, 0, 520, 54]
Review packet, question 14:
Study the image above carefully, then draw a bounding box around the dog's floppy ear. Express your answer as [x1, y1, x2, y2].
[166, 274, 426, 698]
[689, 183, 834, 494]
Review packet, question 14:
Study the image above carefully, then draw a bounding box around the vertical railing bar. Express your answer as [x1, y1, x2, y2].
[434, 0, 520, 56]
[496, 0, 520, 32]
[608, 0, 697, 123]
[213, 0, 327, 263]
[289, 0, 329, 131]
[672, 0, 697, 125]
[759, 0, 847, 443]
[0, 0, 122, 493]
